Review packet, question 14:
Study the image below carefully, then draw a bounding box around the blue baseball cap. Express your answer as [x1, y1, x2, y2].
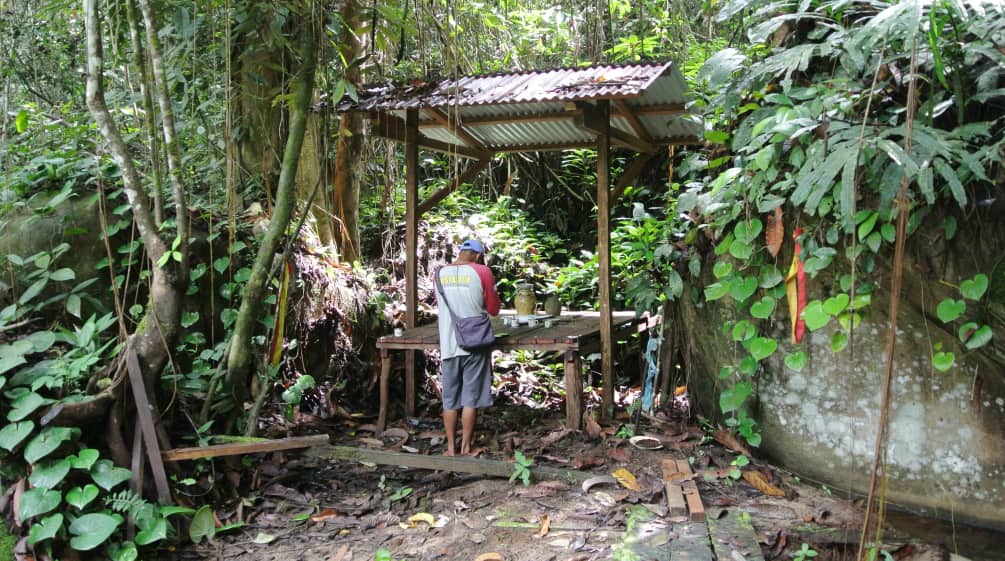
[459, 239, 484, 254]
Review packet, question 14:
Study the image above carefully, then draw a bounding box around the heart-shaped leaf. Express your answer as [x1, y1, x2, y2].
[69, 512, 123, 551]
[749, 337, 778, 361]
[802, 301, 831, 331]
[960, 274, 988, 301]
[730, 276, 758, 302]
[734, 218, 763, 244]
[7, 391, 53, 422]
[963, 324, 992, 350]
[758, 265, 784, 288]
[189, 505, 217, 544]
[29, 458, 72, 489]
[750, 297, 776, 319]
[830, 331, 849, 353]
[26, 331, 57, 353]
[110, 542, 139, 561]
[731, 320, 757, 342]
[135, 517, 168, 546]
[704, 282, 729, 301]
[28, 513, 63, 545]
[837, 312, 862, 330]
[739, 356, 758, 375]
[713, 261, 733, 279]
[719, 382, 753, 414]
[24, 426, 78, 464]
[823, 294, 850, 316]
[18, 488, 62, 520]
[90, 459, 133, 491]
[729, 238, 753, 259]
[66, 484, 100, 510]
[936, 299, 966, 323]
[932, 351, 955, 372]
[0, 420, 35, 452]
[784, 351, 808, 372]
[71, 448, 100, 470]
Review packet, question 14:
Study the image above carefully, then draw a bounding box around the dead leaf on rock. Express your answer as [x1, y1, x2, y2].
[712, 429, 753, 457]
[583, 413, 603, 439]
[383, 427, 409, 439]
[331, 544, 352, 561]
[607, 447, 631, 464]
[538, 515, 550, 537]
[358, 437, 384, 448]
[766, 206, 784, 257]
[539, 428, 572, 449]
[311, 508, 343, 522]
[571, 455, 606, 470]
[612, 468, 641, 491]
[474, 553, 503, 561]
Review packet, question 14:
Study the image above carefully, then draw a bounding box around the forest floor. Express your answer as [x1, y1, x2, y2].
[163, 400, 1002, 561]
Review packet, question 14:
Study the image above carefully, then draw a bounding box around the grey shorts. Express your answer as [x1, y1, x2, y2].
[441, 353, 493, 410]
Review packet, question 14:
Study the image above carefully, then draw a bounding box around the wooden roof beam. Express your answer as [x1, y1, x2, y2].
[611, 152, 657, 207]
[613, 99, 654, 144]
[410, 103, 687, 128]
[373, 114, 491, 160]
[575, 102, 656, 154]
[423, 107, 487, 152]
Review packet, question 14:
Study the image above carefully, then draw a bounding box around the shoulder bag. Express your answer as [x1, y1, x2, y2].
[434, 266, 495, 352]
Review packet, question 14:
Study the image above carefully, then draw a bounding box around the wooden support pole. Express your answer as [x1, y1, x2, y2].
[377, 348, 392, 432]
[162, 434, 330, 461]
[125, 348, 172, 503]
[564, 349, 583, 430]
[596, 100, 615, 420]
[306, 445, 595, 483]
[404, 108, 419, 418]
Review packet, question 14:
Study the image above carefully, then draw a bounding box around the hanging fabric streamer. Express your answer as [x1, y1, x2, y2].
[786, 228, 807, 343]
[641, 327, 662, 412]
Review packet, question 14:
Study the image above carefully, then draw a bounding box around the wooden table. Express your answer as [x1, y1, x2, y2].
[375, 311, 646, 432]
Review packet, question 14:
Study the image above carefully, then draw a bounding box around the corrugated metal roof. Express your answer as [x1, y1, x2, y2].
[339, 61, 701, 152]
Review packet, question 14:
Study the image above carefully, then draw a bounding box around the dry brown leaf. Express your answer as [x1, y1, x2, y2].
[766, 206, 784, 257]
[712, 429, 753, 457]
[607, 447, 631, 463]
[538, 515, 550, 538]
[310, 508, 343, 522]
[539, 428, 572, 448]
[382, 427, 410, 439]
[611, 467, 641, 491]
[571, 455, 606, 469]
[358, 437, 384, 448]
[356, 424, 377, 433]
[331, 544, 352, 561]
[741, 470, 786, 497]
[674, 385, 688, 396]
[474, 553, 503, 561]
[583, 412, 603, 439]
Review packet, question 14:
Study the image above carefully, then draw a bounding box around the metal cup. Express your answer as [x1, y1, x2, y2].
[544, 319, 554, 328]
[527, 318, 538, 328]
[394, 327, 404, 337]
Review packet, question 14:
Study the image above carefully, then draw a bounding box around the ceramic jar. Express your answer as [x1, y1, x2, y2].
[543, 293, 561, 317]
[514, 283, 537, 317]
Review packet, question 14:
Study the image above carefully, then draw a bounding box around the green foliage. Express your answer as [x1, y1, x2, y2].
[509, 450, 534, 486]
[793, 543, 818, 561]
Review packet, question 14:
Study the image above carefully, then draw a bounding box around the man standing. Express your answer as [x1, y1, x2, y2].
[435, 239, 501, 456]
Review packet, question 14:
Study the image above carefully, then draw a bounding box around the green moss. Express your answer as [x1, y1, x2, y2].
[0, 523, 16, 561]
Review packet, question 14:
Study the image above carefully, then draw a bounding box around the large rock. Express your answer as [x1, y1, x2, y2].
[679, 209, 1005, 529]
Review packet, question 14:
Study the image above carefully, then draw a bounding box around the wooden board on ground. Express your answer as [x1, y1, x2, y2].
[663, 457, 688, 517]
[675, 458, 706, 521]
[669, 521, 713, 561]
[708, 509, 766, 561]
[307, 445, 595, 483]
[612, 505, 672, 559]
[163, 434, 330, 461]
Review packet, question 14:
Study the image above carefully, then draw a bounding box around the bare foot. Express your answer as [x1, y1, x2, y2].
[444, 449, 456, 457]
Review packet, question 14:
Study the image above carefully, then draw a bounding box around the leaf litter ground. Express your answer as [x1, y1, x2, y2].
[165, 402, 1001, 561]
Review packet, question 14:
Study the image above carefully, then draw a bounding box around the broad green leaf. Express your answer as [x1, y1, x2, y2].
[758, 265, 783, 288]
[110, 541, 139, 561]
[15, 109, 29, 132]
[936, 299, 966, 323]
[665, 270, 684, 300]
[750, 297, 776, 319]
[28, 513, 63, 545]
[29, 458, 72, 489]
[941, 216, 957, 240]
[933, 158, 967, 207]
[90, 459, 132, 491]
[213, 257, 230, 274]
[784, 351, 808, 372]
[960, 274, 988, 301]
[18, 488, 62, 520]
[704, 282, 729, 301]
[749, 337, 778, 361]
[963, 325, 992, 350]
[181, 311, 200, 328]
[66, 484, 100, 510]
[866, 232, 882, 254]
[802, 301, 830, 331]
[135, 517, 168, 546]
[731, 320, 757, 342]
[932, 351, 955, 372]
[0, 353, 27, 376]
[830, 331, 849, 353]
[19, 277, 48, 305]
[253, 532, 277, 544]
[161, 505, 197, 517]
[68, 512, 123, 551]
[720, 382, 753, 414]
[713, 261, 733, 279]
[857, 212, 879, 240]
[730, 276, 758, 302]
[24, 426, 77, 463]
[190, 505, 216, 544]
[837, 312, 863, 330]
[27, 331, 57, 353]
[823, 294, 850, 316]
[7, 390, 51, 422]
[739, 356, 758, 375]
[729, 239, 753, 260]
[0, 420, 35, 451]
[71, 448, 100, 470]
[880, 223, 896, 243]
[733, 218, 763, 244]
[48, 268, 75, 282]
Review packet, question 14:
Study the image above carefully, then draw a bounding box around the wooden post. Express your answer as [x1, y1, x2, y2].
[377, 348, 392, 433]
[564, 350, 583, 430]
[404, 108, 419, 418]
[596, 100, 615, 420]
[125, 348, 172, 503]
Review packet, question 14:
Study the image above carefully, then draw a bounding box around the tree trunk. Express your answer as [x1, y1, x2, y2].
[225, 25, 318, 402]
[332, 0, 363, 262]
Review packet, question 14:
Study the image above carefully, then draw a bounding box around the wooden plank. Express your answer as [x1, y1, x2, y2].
[596, 100, 615, 420]
[663, 457, 687, 517]
[378, 349, 391, 432]
[564, 350, 582, 430]
[405, 108, 419, 419]
[676, 459, 706, 522]
[669, 521, 714, 561]
[708, 510, 765, 561]
[307, 445, 595, 483]
[125, 349, 172, 503]
[163, 434, 330, 461]
[612, 505, 672, 560]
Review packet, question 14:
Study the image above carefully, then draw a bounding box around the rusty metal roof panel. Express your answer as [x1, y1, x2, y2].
[342, 61, 684, 112]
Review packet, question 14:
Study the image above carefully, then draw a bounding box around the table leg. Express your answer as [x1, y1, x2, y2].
[378, 349, 391, 434]
[405, 349, 415, 417]
[564, 350, 583, 430]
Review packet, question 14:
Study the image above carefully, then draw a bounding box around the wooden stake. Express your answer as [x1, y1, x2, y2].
[163, 434, 330, 461]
